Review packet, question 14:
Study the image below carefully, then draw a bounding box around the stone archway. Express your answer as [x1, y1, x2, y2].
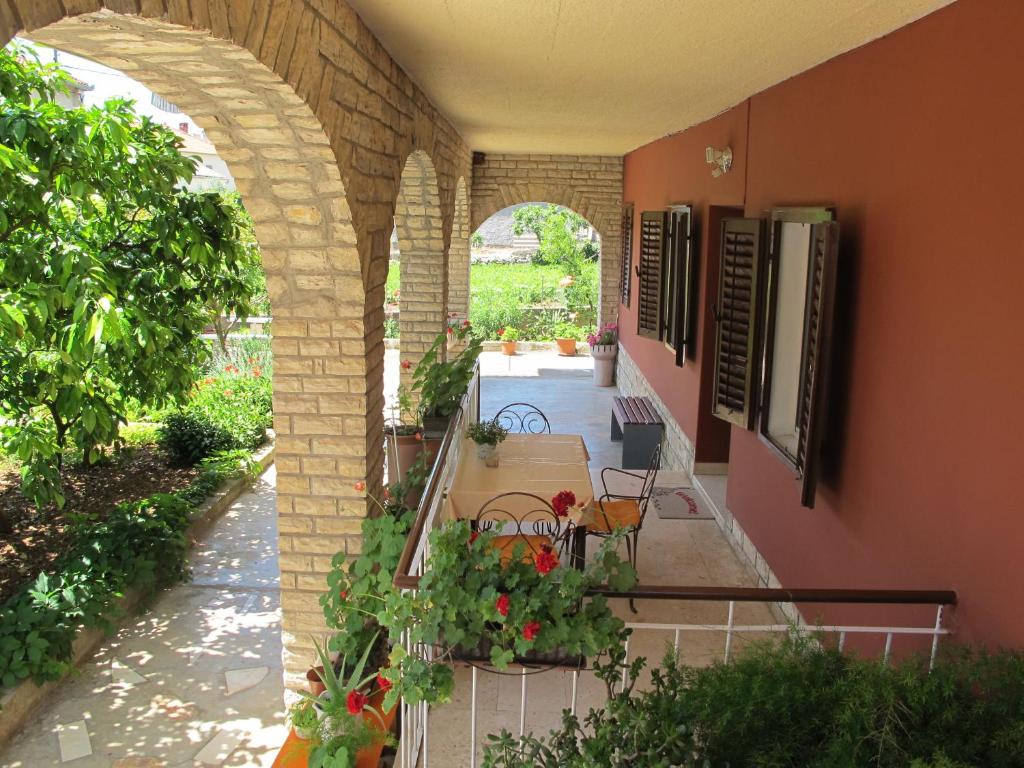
[17, 11, 367, 687]
[471, 154, 624, 327]
[394, 150, 446, 392]
[447, 177, 471, 327]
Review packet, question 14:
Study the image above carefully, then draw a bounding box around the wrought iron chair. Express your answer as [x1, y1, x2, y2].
[586, 443, 662, 612]
[475, 492, 569, 566]
[492, 402, 552, 434]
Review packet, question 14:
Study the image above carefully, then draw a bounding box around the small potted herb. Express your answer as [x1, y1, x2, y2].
[466, 418, 509, 466]
[289, 698, 320, 741]
[498, 326, 520, 356]
[553, 321, 581, 356]
[587, 322, 618, 386]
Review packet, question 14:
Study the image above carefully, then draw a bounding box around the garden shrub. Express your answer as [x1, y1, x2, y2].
[0, 451, 252, 690]
[483, 635, 1024, 768]
[159, 372, 271, 465]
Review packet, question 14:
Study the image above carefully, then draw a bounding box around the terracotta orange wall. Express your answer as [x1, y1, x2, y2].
[621, 0, 1024, 647]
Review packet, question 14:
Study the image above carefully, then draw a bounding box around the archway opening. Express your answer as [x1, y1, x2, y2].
[469, 202, 601, 344]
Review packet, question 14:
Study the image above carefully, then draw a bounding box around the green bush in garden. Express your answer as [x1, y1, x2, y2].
[159, 372, 272, 465]
[0, 451, 254, 690]
[483, 635, 1024, 768]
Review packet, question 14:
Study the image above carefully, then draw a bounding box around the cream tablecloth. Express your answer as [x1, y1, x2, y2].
[444, 433, 595, 525]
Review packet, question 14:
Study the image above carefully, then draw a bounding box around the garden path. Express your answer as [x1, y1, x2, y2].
[0, 468, 286, 768]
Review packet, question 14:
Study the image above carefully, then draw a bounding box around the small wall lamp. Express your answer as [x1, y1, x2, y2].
[705, 146, 733, 178]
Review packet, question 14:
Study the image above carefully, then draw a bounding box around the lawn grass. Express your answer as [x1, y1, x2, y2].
[385, 260, 596, 339]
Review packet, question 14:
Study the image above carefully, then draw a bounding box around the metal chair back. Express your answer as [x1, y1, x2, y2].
[493, 402, 552, 434]
[475, 491, 565, 548]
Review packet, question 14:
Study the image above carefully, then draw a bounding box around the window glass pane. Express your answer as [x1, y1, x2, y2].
[766, 221, 811, 458]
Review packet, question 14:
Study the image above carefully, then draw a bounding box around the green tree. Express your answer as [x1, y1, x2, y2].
[511, 203, 588, 243]
[0, 46, 257, 507]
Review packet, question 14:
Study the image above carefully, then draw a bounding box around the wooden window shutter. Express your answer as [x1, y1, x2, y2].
[796, 221, 839, 508]
[711, 217, 765, 428]
[620, 205, 634, 307]
[636, 211, 666, 339]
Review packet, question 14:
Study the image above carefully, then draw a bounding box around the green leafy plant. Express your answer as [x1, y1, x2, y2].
[412, 324, 482, 419]
[0, 46, 259, 507]
[483, 635, 1024, 768]
[552, 321, 584, 341]
[159, 371, 271, 465]
[289, 698, 320, 735]
[471, 232, 484, 247]
[498, 327, 520, 342]
[0, 449, 250, 691]
[466, 419, 509, 447]
[379, 520, 637, 708]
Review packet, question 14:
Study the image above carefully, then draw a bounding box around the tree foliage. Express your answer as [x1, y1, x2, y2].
[0, 46, 257, 507]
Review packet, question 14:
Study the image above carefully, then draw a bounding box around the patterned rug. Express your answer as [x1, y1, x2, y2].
[652, 486, 716, 520]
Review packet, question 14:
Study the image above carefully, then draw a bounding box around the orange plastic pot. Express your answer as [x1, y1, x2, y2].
[501, 341, 517, 356]
[271, 688, 397, 768]
[555, 338, 577, 356]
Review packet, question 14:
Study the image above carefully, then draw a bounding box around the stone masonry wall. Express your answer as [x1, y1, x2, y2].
[5, 0, 473, 688]
[470, 154, 624, 327]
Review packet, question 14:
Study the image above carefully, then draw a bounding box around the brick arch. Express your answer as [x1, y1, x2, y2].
[394, 150, 446, 391]
[471, 155, 624, 326]
[447, 177, 471, 326]
[8, 8, 365, 690]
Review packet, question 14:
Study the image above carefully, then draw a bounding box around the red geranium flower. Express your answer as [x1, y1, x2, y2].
[339, 590, 348, 601]
[468, 531, 479, 547]
[376, 672, 392, 693]
[346, 689, 368, 715]
[497, 328, 505, 337]
[401, 359, 412, 370]
[462, 320, 471, 328]
[551, 490, 577, 517]
[354, 481, 366, 492]
[522, 621, 541, 642]
[496, 594, 510, 617]
[534, 545, 559, 575]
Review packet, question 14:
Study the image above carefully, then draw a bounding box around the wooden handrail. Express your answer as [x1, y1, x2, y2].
[585, 584, 957, 605]
[393, 362, 480, 590]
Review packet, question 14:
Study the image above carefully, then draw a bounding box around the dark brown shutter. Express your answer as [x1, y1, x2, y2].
[797, 221, 839, 508]
[676, 207, 696, 362]
[637, 211, 666, 339]
[620, 205, 634, 307]
[711, 217, 765, 428]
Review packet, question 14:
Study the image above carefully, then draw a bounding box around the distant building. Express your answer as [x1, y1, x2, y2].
[173, 123, 234, 192]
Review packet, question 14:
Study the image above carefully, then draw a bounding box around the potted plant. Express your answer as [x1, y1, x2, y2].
[498, 326, 520, 356]
[299, 635, 397, 768]
[379, 517, 638, 708]
[466, 418, 509, 467]
[553, 321, 581, 356]
[587, 323, 618, 386]
[413, 322, 483, 437]
[289, 698, 320, 741]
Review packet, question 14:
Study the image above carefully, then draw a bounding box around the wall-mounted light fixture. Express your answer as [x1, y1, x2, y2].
[705, 146, 733, 178]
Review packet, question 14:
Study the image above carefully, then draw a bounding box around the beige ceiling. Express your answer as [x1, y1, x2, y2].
[346, 0, 952, 155]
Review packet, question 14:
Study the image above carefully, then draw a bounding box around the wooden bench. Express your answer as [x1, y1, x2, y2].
[610, 396, 664, 469]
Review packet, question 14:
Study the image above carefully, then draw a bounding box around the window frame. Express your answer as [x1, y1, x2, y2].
[758, 207, 838, 508]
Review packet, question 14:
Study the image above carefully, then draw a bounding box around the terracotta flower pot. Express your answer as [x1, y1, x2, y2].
[355, 688, 398, 768]
[306, 666, 326, 696]
[555, 338, 577, 356]
[501, 341, 517, 356]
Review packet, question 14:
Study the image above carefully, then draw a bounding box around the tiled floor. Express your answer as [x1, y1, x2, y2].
[0, 469, 287, 768]
[424, 350, 774, 766]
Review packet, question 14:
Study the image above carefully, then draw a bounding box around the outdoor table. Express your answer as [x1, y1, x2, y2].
[444, 433, 595, 566]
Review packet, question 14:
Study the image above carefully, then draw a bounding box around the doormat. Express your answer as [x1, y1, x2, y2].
[652, 486, 715, 520]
